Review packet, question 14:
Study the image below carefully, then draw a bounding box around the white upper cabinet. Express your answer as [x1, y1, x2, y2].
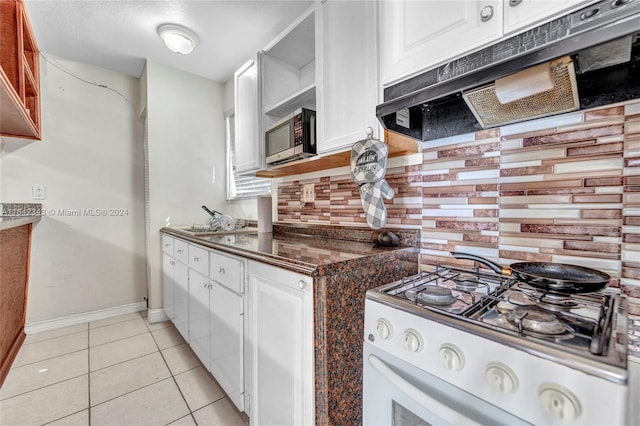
[234, 57, 263, 173]
[380, 0, 503, 86]
[316, 0, 379, 154]
[261, 7, 316, 130]
[380, 0, 602, 87]
[504, 0, 598, 35]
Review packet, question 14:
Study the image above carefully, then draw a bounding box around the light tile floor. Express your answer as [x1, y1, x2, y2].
[0, 312, 249, 426]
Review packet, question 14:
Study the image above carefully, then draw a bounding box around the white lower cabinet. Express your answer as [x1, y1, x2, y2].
[162, 253, 175, 322]
[173, 260, 189, 343]
[162, 235, 315, 421]
[247, 261, 314, 426]
[210, 281, 244, 410]
[189, 269, 212, 371]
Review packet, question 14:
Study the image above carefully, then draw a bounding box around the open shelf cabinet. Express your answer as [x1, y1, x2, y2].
[0, 0, 41, 140]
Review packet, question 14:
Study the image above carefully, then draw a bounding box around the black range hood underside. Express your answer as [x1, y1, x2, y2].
[380, 46, 640, 141]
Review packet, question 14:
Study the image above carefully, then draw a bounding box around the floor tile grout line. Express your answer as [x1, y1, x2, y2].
[8, 346, 88, 371]
[40, 408, 88, 426]
[89, 329, 152, 350]
[23, 325, 89, 346]
[87, 311, 147, 330]
[0, 371, 88, 403]
[89, 346, 159, 374]
[89, 374, 175, 410]
[151, 325, 197, 420]
[23, 312, 145, 347]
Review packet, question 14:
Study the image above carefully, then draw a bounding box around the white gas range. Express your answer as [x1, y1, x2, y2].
[363, 263, 629, 425]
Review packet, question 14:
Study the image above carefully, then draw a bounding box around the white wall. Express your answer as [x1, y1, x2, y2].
[145, 61, 232, 312]
[0, 55, 147, 324]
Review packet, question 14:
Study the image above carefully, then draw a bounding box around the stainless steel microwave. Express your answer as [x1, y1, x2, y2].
[265, 108, 316, 165]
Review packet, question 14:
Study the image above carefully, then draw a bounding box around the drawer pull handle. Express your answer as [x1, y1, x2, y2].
[177, 249, 183, 254]
[480, 5, 494, 21]
[194, 256, 199, 262]
[170, 260, 175, 266]
[298, 280, 306, 290]
[219, 267, 226, 274]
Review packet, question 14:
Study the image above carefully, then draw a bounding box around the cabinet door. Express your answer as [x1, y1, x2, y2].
[317, 0, 379, 154]
[248, 262, 314, 426]
[380, 0, 502, 86]
[504, 0, 597, 35]
[210, 281, 244, 411]
[174, 261, 190, 343]
[234, 58, 263, 173]
[189, 269, 211, 371]
[162, 253, 175, 322]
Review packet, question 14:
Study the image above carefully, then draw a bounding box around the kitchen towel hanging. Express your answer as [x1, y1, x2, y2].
[350, 128, 394, 229]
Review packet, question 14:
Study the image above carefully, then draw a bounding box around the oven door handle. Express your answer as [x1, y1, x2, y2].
[368, 354, 482, 426]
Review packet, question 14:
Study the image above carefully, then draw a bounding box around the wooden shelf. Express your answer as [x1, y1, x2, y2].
[256, 130, 421, 178]
[0, 67, 38, 138]
[0, 0, 41, 140]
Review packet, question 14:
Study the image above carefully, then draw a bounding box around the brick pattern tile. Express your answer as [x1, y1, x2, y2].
[276, 101, 640, 307]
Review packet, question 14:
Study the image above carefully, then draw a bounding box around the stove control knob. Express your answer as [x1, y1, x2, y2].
[375, 319, 393, 340]
[485, 362, 518, 394]
[438, 344, 464, 371]
[402, 329, 423, 352]
[538, 384, 581, 421]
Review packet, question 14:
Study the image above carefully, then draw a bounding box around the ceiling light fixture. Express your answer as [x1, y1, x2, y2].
[158, 24, 198, 55]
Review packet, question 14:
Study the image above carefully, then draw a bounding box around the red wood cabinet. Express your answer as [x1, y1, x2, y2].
[0, 224, 32, 386]
[0, 0, 41, 140]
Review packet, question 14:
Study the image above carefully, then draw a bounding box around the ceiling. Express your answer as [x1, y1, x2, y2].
[24, 0, 314, 83]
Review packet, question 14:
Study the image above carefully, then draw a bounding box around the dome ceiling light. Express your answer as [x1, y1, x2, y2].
[158, 24, 198, 55]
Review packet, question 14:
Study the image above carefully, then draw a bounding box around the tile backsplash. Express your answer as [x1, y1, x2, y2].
[277, 100, 640, 311]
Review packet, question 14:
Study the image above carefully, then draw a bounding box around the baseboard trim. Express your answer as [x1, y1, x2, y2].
[147, 308, 169, 324]
[24, 302, 147, 335]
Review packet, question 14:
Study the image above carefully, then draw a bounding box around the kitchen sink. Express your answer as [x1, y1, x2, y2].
[167, 225, 257, 237]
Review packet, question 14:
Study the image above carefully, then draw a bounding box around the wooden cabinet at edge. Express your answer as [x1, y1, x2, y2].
[0, 224, 33, 386]
[0, 0, 41, 139]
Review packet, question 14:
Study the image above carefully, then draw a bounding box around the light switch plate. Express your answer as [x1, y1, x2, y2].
[32, 185, 46, 200]
[302, 183, 315, 203]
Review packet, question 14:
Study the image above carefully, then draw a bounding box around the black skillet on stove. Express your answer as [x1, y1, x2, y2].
[450, 252, 610, 294]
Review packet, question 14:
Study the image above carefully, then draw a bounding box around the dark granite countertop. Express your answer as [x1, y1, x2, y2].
[161, 226, 419, 277]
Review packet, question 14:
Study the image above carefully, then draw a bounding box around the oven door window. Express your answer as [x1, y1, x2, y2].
[393, 401, 431, 426]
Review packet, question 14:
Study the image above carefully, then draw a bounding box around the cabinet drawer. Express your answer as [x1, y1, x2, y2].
[210, 252, 245, 294]
[174, 239, 188, 264]
[161, 235, 174, 256]
[189, 244, 210, 276]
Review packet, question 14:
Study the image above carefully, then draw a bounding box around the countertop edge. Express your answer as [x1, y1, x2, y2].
[0, 216, 41, 231]
[160, 227, 418, 277]
[161, 228, 318, 276]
